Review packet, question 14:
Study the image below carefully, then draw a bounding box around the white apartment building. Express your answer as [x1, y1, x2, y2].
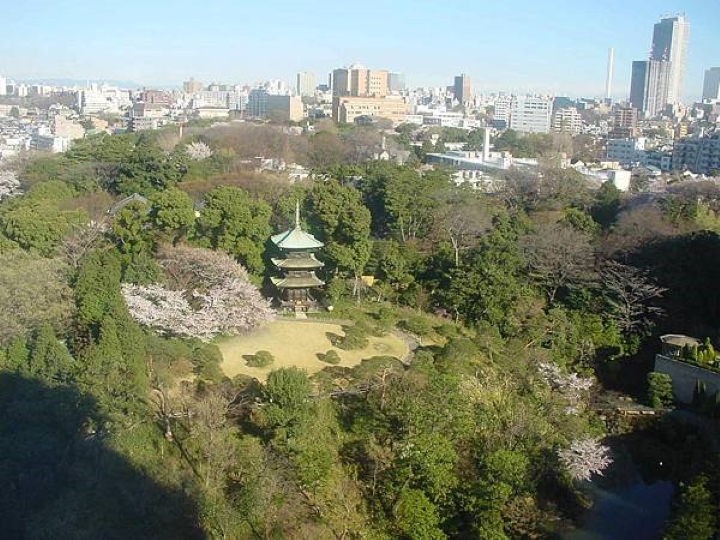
[673, 131, 720, 174]
[493, 95, 512, 126]
[76, 85, 131, 115]
[296, 72, 316, 97]
[606, 137, 647, 166]
[0, 76, 6, 96]
[509, 96, 552, 133]
[192, 89, 247, 111]
[552, 107, 583, 135]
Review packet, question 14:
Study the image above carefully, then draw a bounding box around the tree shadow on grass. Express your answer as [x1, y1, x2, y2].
[0, 372, 205, 540]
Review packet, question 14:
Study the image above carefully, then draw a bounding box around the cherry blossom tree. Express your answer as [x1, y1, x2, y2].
[122, 246, 273, 340]
[558, 438, 612, 481]
[537, 362, 593, 414]
[185, 141, 214, 161]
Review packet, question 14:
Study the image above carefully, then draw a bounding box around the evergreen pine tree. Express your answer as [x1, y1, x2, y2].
[29, 323, 73, 384]
[4, 335, 29, 374]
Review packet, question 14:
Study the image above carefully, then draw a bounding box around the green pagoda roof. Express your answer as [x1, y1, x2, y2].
[271, 255, 324, 269]
[271, 227, 324, 250]
[271, 201, 324, 251]
[270, 274, 325, 288]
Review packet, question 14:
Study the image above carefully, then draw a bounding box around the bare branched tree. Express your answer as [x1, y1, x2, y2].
[59, 221, 108, 268]
[601, 261, 667, 334]
[433, 193, 492, 266]
[521, 222, 596, 303]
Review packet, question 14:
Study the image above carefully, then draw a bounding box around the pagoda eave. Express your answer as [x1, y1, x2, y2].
[271, 276, 325, 288]
[271, 257, 325, 270]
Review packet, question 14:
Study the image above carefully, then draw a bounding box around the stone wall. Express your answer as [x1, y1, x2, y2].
[654, 354, 720, 404]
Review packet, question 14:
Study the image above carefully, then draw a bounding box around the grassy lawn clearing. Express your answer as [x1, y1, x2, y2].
[217, 320, 408, 382]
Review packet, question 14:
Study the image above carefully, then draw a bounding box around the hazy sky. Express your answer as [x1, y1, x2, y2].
[2, 0, 718, 99]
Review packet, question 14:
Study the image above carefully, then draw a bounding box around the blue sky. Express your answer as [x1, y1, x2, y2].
[2, 0, 718, 99]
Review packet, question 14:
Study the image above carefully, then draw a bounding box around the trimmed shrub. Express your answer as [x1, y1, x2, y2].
[337, 325, 369, 350]
[321, 350, 341, 364]
[647, 372, 673, 409]
[376, 306, 400, 327]
[194, 343, 224, 382]
[436, 323, 460, 338]
[247, 350, 275, 368]
[400, 315, 434, 337]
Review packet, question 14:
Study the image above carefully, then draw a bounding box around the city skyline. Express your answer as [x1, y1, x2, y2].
[1, 0, 719, 100]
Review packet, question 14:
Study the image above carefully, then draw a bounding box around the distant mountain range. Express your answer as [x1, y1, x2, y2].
[19, 78, 146, 89]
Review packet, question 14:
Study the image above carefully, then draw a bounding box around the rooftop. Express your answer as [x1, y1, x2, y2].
[271, 255, 324, 269]
[270, 202, 324, 251]
[270, 274, 325, 288]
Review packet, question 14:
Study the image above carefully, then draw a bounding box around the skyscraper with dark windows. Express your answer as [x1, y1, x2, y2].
[630, 59, 670, 118]
[650, 15, 689, 104]
[629, 15, 688, 116]
[453, 74, 471, 106]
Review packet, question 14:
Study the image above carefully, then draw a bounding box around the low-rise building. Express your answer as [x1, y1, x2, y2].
[332, 95, 408, 126]
[606, 137, 647, 166]
[194, 107, 230, 119]
[247, 89, 303, 122]
[53, 115, 85, 139]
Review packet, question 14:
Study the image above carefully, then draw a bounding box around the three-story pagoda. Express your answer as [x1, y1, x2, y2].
[270, 203, 325, 312]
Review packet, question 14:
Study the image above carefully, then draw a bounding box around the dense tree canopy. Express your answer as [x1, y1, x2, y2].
[0, 123, 717, 539]
[196, 186, 271, 275]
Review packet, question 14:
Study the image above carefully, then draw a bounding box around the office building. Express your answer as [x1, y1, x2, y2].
[139, 89, 172, 106]
[387, 72, 406, 93]
[551, 107, 582, 135]
[610, 106, 638, 138]
[296, 72, 316, 97]
[702, 68, 720, 101]
[493, 95, 512, 127]
[332, 64, 388, 97]
[247, 89, 303, 122]
[183, 78, 203, 94]
[331, 64, 394, 122]
[651, 15, 689, 104]
[509, 96, 552, 134]
[453, 74, 471, 105]
[0, 76, 6, 97]
[629, 60, 671, 118]
[332, 95, 408, 126]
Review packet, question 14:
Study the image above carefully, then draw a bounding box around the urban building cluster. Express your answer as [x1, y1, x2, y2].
[2, 13, 720, 189]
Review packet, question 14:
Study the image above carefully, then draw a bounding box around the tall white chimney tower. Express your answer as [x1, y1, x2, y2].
[482, 127, 490, 162]
[605, 47, 614, 100]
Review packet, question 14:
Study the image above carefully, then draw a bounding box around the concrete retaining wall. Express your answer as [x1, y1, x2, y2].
[654, 354, 720, 404]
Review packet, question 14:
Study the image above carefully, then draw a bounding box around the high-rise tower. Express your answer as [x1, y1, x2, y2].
[453, 74, 472, 106]
[650, 15, 689, 104]
[630, 60, 671, 118]
[702, 68, 720, 101]
[605, 48, 614, 100]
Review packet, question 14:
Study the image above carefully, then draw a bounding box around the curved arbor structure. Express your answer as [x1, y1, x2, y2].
[270, 203, 325, 312]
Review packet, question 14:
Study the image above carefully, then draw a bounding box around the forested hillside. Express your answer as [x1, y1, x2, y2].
[0, 124, 717, 539]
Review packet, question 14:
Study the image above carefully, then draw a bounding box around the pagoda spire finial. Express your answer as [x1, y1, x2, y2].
[295, 200, 300, 229]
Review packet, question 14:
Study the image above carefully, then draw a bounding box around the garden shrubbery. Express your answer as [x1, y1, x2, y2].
[246, 350, 275, 368]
